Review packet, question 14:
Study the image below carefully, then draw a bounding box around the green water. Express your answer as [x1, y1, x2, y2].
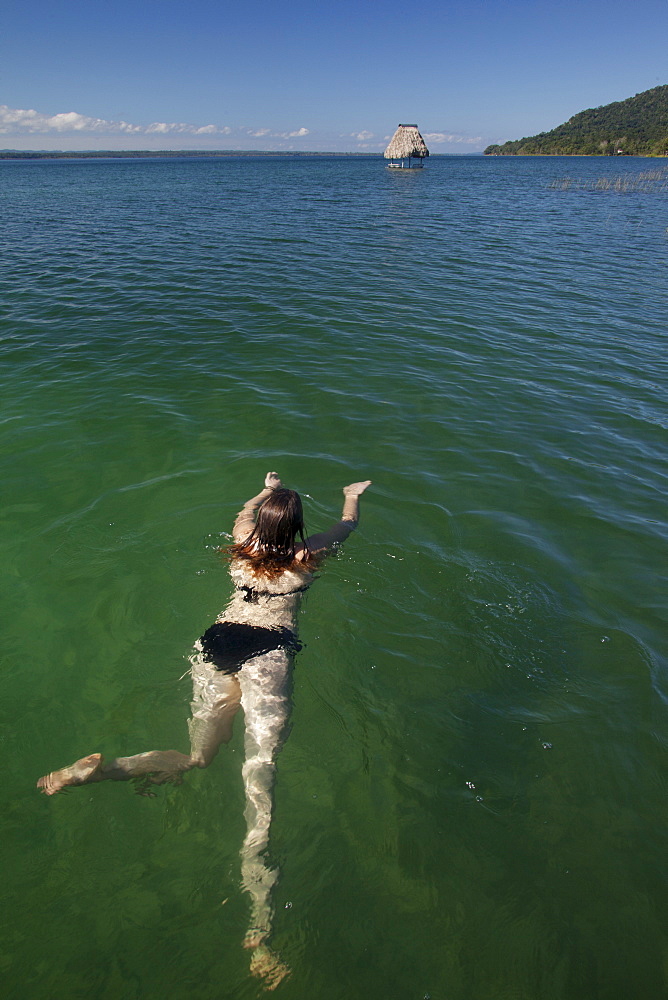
[1, 155, 667, 999]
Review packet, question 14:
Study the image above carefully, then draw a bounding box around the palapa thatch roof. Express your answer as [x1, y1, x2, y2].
[384, 124, 430, 159]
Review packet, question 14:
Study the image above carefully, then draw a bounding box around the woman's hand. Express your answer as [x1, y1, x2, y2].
[265, 471, 282, 490]
[343, 480, 372, 497]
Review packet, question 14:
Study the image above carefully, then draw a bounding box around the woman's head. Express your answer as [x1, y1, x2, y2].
[229, 488, 310, 577]
[253, 488, 305, 555]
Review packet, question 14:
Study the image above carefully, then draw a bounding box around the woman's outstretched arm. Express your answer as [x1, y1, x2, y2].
[305, 480, 372, 555]
[233, 471, 281, 543]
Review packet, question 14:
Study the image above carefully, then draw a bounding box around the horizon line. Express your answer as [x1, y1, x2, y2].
[0, 148, 484, 157]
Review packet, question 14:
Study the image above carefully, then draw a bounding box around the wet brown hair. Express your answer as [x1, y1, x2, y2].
[228, 488, 313, 578]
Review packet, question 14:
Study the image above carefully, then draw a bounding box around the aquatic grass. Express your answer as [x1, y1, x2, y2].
[549, 168, 668, 193]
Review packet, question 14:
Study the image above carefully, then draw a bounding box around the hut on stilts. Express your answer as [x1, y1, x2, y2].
[384, 124, 430, 168]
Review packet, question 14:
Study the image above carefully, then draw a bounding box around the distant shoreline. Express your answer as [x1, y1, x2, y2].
[0, 149, 485, 161]
[0, 149, 384, 160]
[1, 149, 661, 162]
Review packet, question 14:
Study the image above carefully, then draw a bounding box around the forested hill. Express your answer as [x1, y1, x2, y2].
[484, 85, 668, 156]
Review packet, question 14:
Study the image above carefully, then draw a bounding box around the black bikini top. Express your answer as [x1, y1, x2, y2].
[235, 583, 311, 604]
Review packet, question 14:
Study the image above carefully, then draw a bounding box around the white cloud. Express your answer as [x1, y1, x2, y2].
[0, 106, 106, 133]
[423, 131, 482, 145]
[0, 104, 230, 137]
[0, 104, 485, 152]
[146, 121, 224, 134]
[0, 105, 315, 146]
[265, 126, 310, 139]
[48, 112, 95, 131]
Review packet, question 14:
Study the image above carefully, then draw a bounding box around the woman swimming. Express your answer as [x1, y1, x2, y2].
[37, 471, 371, 986]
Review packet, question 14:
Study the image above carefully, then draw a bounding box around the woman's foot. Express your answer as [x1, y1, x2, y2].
[249, 945, 291, 991]
[37, 753, 103, 795]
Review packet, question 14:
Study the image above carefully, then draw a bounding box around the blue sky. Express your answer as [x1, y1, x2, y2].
[2, 0, 666, 152]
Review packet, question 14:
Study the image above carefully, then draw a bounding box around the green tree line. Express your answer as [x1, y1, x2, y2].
[485, 85, 668, 156]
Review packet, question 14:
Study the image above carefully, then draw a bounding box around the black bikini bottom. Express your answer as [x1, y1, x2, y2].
[198, 621, 302, 674]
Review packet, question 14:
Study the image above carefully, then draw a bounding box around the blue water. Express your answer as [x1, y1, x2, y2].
[1, 154, 667, 999]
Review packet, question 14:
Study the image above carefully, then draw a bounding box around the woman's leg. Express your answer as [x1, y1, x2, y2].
[237, 649, 293, 986]
[37, 749, 196, 795]
[37, 658, 242, 795]
[188, 656, 242, 767]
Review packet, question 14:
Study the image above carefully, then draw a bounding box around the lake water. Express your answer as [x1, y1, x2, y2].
[2, 154, 667, 1000]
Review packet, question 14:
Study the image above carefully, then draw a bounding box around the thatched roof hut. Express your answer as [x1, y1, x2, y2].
[384, 124, 430, 161]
